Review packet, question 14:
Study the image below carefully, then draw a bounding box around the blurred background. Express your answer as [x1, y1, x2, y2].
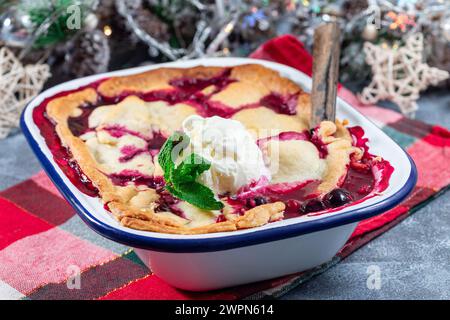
[0, 0, 449, 137]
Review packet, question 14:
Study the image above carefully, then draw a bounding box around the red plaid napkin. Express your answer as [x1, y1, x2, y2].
[1, 35, 449, 300]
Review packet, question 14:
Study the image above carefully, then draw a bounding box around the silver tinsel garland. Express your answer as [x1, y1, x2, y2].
[1, 0, 449, 80]
[0, 0, 448, 138]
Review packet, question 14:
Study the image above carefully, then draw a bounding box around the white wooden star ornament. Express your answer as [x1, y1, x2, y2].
[358, 33, 449, 118]
[0, 47, 50, 138]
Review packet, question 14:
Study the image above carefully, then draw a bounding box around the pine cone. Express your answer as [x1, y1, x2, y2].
[113, 0, 170, 43]
[133, 9, 170, 42]
[342, 0, 368, 20]
[65, 29, 110, 78]
[173, 7, 198, 46]
[92, 0, 141, 46]
[96, 0, 117, 22]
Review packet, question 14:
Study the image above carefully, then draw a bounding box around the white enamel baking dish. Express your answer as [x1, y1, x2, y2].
[21, 58, 417, 291]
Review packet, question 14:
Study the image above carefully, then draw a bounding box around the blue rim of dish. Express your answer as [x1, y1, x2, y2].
[20, 97, 418, 254]
[21, 109, 418, 253]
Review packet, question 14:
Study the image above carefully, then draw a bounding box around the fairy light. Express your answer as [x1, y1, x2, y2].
[103, 25, 112, 37]
[224, 22, 234, 33]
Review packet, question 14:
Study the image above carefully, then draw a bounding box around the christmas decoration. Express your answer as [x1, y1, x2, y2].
[3, 0, 448, 75]
[0, 47, 50, 138]
[64, 29, 110, 78]
[114, 0, 284, 59]
[342, 0, 369, 20]
[134, 9, 170, 43]
[0, 0, 448, 128]
[0, 5, 34, 48]
[359, 33, 449, 117]
[337, 0, 450, 86]
[423, 10, 450, 88]
[115, 0, 190, 59]
[361, 24, 378, 41]
[116, 0, 170, 44]
[0, 0, 96, 50]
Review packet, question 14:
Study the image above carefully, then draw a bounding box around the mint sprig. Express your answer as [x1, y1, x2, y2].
[158, 133, 224, 211]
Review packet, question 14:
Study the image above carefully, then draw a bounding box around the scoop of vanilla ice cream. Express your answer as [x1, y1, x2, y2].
[181, 115, 270, 195]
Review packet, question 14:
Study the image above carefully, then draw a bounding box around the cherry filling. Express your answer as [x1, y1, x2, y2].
[33, 69, 393, 224]
[32, 81, 105, 197]
[64, 71, 303, 141]
[67, 103, 97, 137]
[101, 126, 167, 162]
[257, 130, 328, 159]
[229, 180, 318, 217]
[107, 170, 164, 189]
[96, 68, 301, 119]
[119, 145, 147, 163]
[227, 163, 379, 219]
[349, 126, 370, 155]
[102, 124, 149, 140]
[310, 129, 328, 158]
[154, 190, 185, 218]
[228, 127, 394, 218]
[260, 92, 299, 115]
[169, 68, 235, 94]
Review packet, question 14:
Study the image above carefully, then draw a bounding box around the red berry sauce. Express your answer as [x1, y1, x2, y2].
[228, 126, 394, 218]
[260, 92, 299, 115]
[32, 68, 393, 222]
[32, 80, 105, 197]
[107, 170, 164, 189]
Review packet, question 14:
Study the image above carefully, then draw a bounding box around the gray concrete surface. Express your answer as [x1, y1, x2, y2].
[0, 91, 449, 299]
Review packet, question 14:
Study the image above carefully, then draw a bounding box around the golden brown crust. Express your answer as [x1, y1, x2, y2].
[316, 120, 361, 193]
[47, 88, 98, 122]
[119, 202, 286, 234]
[120, 217, 238, 234]
[44, 64, 358, 235]
[47, 88, 130, 204]
[232, 107, 309, 138]
[235, 202, 285, 229]
[98, 66, 226, 98]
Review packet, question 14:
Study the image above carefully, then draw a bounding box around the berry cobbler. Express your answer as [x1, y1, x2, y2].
[34, 64, 393, 234]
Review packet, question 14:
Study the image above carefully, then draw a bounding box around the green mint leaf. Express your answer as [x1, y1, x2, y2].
[173, 153, 211, 184]
[171, 182, 224, 211]
[165, 184, 183, 199]
[159, 133, 223, 211]
[158, 136, 176, 181]
[158, 132, 188, 182]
